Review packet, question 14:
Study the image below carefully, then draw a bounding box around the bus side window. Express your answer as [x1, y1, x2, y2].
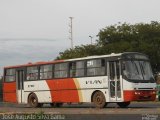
[87, 59, 105, 76]
[54, 63, 68, 78]
[76, 61, 85, 77]
[69, 62, 76, 77]
[40, 64, 53, 79]
[5, 69, 16, 82]
[109, 62, 115, 80]
[27, 66, 38, 80]
[116, 61, 120, 79]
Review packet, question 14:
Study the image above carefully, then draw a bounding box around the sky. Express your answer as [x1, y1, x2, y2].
[0, 0, 160, 75]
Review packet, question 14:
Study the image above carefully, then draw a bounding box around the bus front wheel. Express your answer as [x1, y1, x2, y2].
[28, 93, 42, 108]
[92, 91, 106, 108]
[117, 102, 130, 108]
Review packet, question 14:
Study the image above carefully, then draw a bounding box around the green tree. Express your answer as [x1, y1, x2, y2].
[56, 44, 100, 60]
[97, 21, 160, 72]
[57, 21, 160, 72]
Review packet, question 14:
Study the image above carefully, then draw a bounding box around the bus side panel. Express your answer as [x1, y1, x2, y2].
[46, 76, 108, 103]
[50, 90, 79, 102]
[3, 82, 17, 103]
[74, 77, 109, 102]
[46, 78, 79, 102]
[24, 81, 52, 103]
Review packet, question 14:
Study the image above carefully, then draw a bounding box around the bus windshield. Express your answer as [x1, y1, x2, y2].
[123, 60, 154, 80]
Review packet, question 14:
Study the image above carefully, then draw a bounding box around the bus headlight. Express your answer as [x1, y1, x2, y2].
[151, 91, 156, 94]
[135, 92, 140, 95]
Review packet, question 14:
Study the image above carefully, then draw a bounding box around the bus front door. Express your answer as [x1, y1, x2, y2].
[108, 61, 122, 101]
[16, 70, 24, 103]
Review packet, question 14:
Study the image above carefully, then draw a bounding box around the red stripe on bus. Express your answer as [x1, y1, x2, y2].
[46, 78, 79, 102]
[3, 82, 17, 103]
[123, 90, 156, 101]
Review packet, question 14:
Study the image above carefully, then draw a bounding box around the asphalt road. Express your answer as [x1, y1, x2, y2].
[0, 102, 160, 120]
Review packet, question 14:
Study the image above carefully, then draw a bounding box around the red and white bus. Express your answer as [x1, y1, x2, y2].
[3, 52, 156, 108]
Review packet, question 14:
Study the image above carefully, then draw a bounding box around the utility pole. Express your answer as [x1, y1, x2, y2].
[89, 36, 93, 45]
[69, 17, 73, 49]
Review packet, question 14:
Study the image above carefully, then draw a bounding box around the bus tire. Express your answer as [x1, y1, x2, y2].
[92, 91, 106, 108]
[117, 102, 130, 108]
[28, 93, 41, 108]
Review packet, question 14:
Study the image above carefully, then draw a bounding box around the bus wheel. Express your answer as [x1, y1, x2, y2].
[117, 102, 130, 108]
[92, 91, 106, 108]
[28, 93, 40, 108]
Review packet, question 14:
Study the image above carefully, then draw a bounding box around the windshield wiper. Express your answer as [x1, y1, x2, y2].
[131, 60, 139, 75]
[139, 62, 145, 80]
[139, 62, 145, 75]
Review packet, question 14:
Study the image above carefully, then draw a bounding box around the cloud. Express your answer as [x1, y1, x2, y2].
[0, 39, 69, 75]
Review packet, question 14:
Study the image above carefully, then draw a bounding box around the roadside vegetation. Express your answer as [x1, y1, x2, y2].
[56, 21, 160, 79]
[156, 75, 160, 84]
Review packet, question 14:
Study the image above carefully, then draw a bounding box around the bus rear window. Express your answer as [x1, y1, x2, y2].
[5, 69, 16, 82]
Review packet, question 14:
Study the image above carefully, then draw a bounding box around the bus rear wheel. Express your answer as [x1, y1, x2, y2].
[117, 102, 130, 108]
[92, 91, 106, 108]
[28, 93, 42, 108]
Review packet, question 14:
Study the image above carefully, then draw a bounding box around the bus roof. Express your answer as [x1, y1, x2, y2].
[65, 53, 122, 61]
[4, 52, 146, 69]
[4, 60, 64, 69]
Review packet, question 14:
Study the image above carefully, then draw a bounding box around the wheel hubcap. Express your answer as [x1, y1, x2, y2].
[96, 95, 103, 104]
[31, 98, 36, 104]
